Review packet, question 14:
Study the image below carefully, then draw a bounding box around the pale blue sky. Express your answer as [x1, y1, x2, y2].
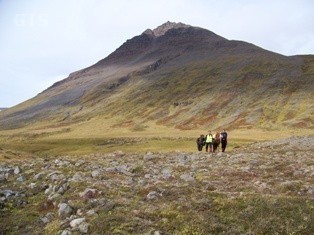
[0, 0, 313, 107]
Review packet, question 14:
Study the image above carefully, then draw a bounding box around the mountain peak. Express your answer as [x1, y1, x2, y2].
[145, 21, 190, 37]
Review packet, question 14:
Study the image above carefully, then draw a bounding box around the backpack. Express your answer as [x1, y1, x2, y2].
[221, 132, 227, 140]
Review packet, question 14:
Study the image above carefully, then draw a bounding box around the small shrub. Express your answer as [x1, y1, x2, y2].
[44, 220, 60, 235]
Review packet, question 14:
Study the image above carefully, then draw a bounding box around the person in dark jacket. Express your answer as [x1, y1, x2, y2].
[196, 134, 205, 151]
[220, 129, 228, 152]
[213, 132, 221, 152]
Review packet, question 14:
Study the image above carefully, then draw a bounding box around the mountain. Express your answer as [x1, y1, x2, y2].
[0, 21, 313, 131]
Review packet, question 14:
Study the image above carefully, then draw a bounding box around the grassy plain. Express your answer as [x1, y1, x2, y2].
[0, 117, 313, 158]
[1, 119, 313, 234]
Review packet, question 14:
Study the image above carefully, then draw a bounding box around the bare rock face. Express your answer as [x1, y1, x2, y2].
[152, 21, 190, 37]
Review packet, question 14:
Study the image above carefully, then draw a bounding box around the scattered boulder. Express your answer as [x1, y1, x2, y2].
[91, 170, 100, 178]
[144, 152, 156, 161]
[79, 188, 100, 200]
[161, 168, 173, 180]
[178, 155, 190, 165]
[78, 222, 90, 234]
[0, 173, 6, 182]
[34, 172, 45, 180]
[146, 191, 160, 200]
[70, 172, 85, 182]
[75, 160, 86, 167]
[61, 230, 72, 235]
[40, 212, 54, 224]
[70, 217, 86, 228]
[0, 189, 21, 199]
[86, 209, 97, 216]
[16, 175, 26, 182]
[180, 174, 195, 182]
[14, 166, 21, 174]
[48, 193, 62, 203]
[58, 203, 73, 219]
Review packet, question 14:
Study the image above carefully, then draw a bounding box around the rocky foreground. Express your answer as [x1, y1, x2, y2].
[0, 136, 313, 234]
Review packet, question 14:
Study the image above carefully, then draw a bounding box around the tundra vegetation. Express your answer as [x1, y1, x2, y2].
[0, 125, 313, 234]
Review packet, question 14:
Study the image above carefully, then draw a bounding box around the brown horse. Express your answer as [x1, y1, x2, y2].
[213, 132, 220, 152]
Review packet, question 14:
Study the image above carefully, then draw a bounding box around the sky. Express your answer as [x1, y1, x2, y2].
[0, 0, 313, 108]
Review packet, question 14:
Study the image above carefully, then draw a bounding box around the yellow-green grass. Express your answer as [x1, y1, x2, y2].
[1, 117, 313, 157]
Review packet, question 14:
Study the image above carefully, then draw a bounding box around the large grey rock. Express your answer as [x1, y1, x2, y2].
[78, 222, 90, 233]
[116, 165, 134, 176]
[144, 152, 156, 161]
[75, 160, 86, 167]
[61, 230, 72, 235]
[79, 188, 100, 200]
[91, 170, 100, 178]
[146, 191, 159, 200]
[57, 184, 69, 194]
[180, 174, 195, 182]
[55, 159, 71, 167]
[70, 172, 85, 182]
[40, 212, 54, 224]
[70, 217, 86, 228]
[48, 193, 61, 202]
[14, 166, 21, 174]
[0, 173, 6, 182]
[178, 155, 190, 165]
[51, 173, 66, 182]
[34, 172, 45, 180]
[58, 203, 73, 219]
[16, 175, 26, 182]
[0, 189, 20, 199]
[161, 168, 173, 179]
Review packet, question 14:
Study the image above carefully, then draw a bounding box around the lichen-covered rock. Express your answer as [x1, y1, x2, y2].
[91, 170, 100, 178]
[58, 203, 73, 219]
[14, 166, 21, 174]
[146, 191, 159, 200]
[78, 222, 90, 233]
[34, 172, 45, 180]
[180, 174, 195, 182]
[79, 188, 100, 200]
[40, 212, 54, 224]
[70, 217, 86, 228]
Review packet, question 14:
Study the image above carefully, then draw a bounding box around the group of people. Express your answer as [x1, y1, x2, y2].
[196, 129, 228, 153]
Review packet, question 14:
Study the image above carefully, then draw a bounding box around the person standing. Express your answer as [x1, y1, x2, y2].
[205, 131, 214, 152]
[213, 132, 221, 152]
[196, 134, 205, 151]
[220, 129, 228, 152]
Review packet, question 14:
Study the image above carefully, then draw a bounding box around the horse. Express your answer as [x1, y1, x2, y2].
[213, 132, 221, 152]
[196, 134, 205, 151]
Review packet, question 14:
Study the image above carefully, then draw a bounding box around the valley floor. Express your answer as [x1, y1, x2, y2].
[0, 136, 313, 234]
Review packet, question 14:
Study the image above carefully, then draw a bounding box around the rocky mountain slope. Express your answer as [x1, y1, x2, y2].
[0, 21, 313, 130]
[1, 136, 313, 234]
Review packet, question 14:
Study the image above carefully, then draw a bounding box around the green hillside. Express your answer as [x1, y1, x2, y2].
[0, 22, 313, 134]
